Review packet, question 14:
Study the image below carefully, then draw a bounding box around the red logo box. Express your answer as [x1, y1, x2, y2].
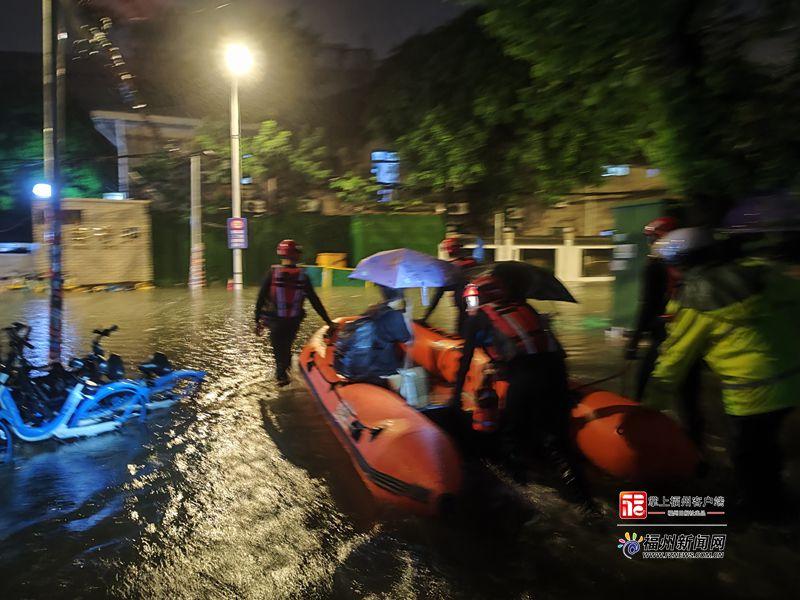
[619, 491, 648, 519]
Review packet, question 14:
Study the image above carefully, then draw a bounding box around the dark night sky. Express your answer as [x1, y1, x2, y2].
[0, 0, 465, 57]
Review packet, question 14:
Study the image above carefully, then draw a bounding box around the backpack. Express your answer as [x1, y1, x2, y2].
[334, 316, 377, 380]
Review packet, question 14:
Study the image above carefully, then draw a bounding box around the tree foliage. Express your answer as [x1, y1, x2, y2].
[138, 119, 333, 214]
[478, 0, 800, 216]
[0, 106, 110, 213]
[368, 9, 643, 219]
[329, 171, 382, 208]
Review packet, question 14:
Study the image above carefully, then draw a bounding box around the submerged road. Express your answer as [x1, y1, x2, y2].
[0, 286, 797, 598]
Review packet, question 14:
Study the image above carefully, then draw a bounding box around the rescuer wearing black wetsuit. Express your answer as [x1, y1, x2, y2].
[626, 217, 680, 401]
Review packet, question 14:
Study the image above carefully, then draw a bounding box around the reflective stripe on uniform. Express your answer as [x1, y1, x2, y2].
[720, 364, 800, 390]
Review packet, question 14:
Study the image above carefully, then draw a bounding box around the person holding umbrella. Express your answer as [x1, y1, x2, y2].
[255, 239, 334, 386]
[451, 271, 594, 511]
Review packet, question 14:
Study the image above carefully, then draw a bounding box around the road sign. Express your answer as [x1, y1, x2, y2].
[371, 150, 400, 185]
[227, 217, 248, 250]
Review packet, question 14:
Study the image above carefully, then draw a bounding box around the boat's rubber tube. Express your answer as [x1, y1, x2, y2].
[299, 325, 462, 515]
[408, 322, 699, 481]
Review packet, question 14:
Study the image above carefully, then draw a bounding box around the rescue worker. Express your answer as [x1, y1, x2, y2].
[451, 275, 594, 510]
[649, 227, 800, 520]
[255, 239, 334, 386]
[625, 216, 679, 400]
[420, 237, 478, 335]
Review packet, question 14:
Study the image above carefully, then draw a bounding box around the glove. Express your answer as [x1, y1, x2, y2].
[324, 322, 338, 340]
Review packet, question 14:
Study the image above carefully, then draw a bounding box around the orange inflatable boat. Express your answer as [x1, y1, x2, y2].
[299, 323, 463, 516]
[300, 320, 698, 514]
[406, 323, 699, 480]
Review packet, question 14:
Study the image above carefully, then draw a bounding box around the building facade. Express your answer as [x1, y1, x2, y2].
[32, 198, 153, 286]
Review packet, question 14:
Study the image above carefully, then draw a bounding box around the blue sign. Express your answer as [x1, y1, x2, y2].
[371, 150, 400, 185]
[227, 217, 248, 250]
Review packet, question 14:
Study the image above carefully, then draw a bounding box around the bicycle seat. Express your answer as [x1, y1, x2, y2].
[138, 352, 173, 377]
[101, 354, 126, 381]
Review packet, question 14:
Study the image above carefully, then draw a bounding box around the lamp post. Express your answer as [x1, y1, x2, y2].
[224, 43, 253, 291]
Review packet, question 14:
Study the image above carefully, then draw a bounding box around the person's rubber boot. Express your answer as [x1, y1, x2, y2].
[546, 440, 596, 513]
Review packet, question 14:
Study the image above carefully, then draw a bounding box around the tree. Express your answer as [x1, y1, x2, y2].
[329, 172, 381, 209]
[478, 0, 800, 218]
[368, 9, 643, 222]
[138, 119, 333, 214]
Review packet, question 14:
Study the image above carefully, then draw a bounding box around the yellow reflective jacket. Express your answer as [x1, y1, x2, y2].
[649, 262, 800, 416]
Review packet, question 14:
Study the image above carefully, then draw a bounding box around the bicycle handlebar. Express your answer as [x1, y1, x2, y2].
[92, 325, 119, 338]
[3, 323, 33, 349]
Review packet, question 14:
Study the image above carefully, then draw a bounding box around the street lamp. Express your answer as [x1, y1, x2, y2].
[32, 183, 53, 199]
[224, 43, 253, 290]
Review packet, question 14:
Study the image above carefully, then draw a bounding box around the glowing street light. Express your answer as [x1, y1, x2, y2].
[224, 42, 254, 290]
[225, 43, 254, 77]
[32, 183, 53, 199]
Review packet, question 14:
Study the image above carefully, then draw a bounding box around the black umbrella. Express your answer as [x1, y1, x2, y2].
[466, 261, 578, 303]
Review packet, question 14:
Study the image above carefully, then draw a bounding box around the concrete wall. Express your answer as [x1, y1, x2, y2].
[520, 166, 670, 237]
[32, 199, 153, 286]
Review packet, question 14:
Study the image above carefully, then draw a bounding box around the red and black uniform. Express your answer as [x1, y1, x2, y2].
[453, 301, 592, 505]
[255, 265, 332, 383]
[422, 255, 478, 335]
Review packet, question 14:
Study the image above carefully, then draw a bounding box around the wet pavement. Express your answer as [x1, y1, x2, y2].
[0, 285, 798, 599]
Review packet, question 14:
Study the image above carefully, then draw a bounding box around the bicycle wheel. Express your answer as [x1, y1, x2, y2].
[72, 387, 145, 427]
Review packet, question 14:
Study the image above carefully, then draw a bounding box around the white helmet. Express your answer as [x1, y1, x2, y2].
[653, 227, 715, 264]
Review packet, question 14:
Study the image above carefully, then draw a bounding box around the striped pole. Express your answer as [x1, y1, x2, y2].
[43, 0, 64, 362]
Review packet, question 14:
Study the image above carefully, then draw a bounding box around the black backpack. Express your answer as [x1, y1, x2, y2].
[334, 314, 380, 380]
[333, 304, 391, 381]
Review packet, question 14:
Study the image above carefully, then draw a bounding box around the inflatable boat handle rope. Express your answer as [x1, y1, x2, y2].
[306, 352, 384, 438]
[572, 363, 631, 394]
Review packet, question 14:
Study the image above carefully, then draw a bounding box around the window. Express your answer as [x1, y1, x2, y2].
[63, 210, 82, 225]
[582, 249, 613, 277]
[520, 249, 555, 271]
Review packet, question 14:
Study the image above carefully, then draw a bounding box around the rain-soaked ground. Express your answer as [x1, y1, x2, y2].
[0, 285, 798, 599]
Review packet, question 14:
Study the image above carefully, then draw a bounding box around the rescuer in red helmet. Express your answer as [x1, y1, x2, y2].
[255, 239, 334, 386]
[453, 275, 595, 512]
[420, 236, 478, 335]
[625, 216, 682, 400]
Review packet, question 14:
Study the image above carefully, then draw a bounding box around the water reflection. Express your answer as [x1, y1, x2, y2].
[0, 286, 796, 598]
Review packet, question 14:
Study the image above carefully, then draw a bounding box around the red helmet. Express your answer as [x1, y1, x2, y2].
[464, 274, 507, 309]
[277, 239, 301, 259]
[643, 217, 679, 240]
[442, 237, 463, 256]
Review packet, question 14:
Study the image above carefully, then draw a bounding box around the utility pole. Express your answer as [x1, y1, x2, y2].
[43, 0, 65, 362]
[189, 154, 205, 289]
[229, 77, 244, 290]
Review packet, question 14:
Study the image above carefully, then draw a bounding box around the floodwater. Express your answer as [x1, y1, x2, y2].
[0, 285, 798, 599]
